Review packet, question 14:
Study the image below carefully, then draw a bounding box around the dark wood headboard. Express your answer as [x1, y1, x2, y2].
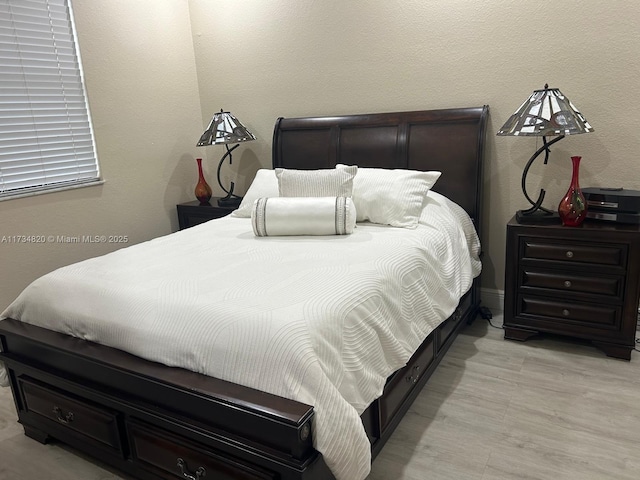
[272, 106, 489, 235]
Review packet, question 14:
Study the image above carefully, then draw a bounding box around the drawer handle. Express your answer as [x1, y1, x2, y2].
[564, 280, 572, 288]
[565, 251, 574, 258]
[562, 309, 570, 317]
[177, 458, 206, 480]
[406, 365, 421, 384]
[53, 406, 74, 425]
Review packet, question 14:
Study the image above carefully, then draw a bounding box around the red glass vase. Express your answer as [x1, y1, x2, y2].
[558, 156, 587, 227]
[194, 157, 212, 205]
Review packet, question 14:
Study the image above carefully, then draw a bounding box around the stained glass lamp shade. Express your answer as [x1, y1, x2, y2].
[497, 85, 593, 223]
[197, 110, 256, 207]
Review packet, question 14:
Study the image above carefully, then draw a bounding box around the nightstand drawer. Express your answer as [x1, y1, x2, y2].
[177, 200, 235, 230]
[521, 269, 623, 298]
[182, 212, 218, 228]
[517, 296, 621, 328]
[522, 240, 624, 267]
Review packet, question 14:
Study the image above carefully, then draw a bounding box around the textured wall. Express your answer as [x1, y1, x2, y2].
[189, 0, 640, 292]
[1, 0, 639, 310]
[0, 0, 203, 309]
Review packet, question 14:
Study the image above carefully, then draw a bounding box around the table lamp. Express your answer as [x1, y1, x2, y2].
[497, 84, 593, 224]
[197, 110, 256, 207]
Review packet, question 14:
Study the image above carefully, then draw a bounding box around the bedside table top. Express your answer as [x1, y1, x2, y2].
[178, 199, 236, 209]
[508, 215, 640, 233]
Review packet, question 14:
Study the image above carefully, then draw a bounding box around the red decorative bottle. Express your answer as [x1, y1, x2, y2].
[194, 157, 212, 205]
[558, 156, 587, 227]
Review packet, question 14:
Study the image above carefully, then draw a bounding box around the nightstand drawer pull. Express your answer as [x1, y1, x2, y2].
[565, 251, 574, 258]
[562, 309, 570, 316]
[564, 280, 572, 288]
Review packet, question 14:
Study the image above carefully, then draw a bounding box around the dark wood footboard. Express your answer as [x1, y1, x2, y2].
[0, 318, 331, 479]
[0, 288, 476, 480]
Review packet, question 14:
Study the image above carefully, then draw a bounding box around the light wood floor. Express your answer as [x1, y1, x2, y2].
[1, 314, 639, 480]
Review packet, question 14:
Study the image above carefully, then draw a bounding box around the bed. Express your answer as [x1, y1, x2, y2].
[0, 105, 489, 480]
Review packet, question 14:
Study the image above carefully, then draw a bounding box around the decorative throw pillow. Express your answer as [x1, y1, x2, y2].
[251, 197, 356, 237]
[231, 169, 279, 218]
[275, 165, 357, 198]
[336, 164, 441, 228]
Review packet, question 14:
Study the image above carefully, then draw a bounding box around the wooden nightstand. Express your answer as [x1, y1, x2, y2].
[503, 216, 640, 360]
[176, 200, 235, 230]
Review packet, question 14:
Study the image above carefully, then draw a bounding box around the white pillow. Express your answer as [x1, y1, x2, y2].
[251, 197, 356, 236]
[337, 164, 441, 228]
[231, 169, 279, 218]
[275, 165, 357, 197]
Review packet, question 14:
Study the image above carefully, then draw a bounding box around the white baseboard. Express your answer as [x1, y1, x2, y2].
[479, 288, 504, 315]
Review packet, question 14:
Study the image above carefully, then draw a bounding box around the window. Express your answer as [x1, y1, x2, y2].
[0, 0, 100, 199]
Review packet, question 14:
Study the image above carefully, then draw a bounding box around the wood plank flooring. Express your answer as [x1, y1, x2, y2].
[1, 314, 639, 480]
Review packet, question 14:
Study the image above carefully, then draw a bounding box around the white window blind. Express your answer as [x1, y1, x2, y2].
[0, 0, 100, 198]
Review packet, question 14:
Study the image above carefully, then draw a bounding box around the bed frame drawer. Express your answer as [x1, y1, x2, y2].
[379, 335, 434, 430]
[437, 292, 472, 351]
[19, 376, 122, 454]
[128, 420, 276, 480]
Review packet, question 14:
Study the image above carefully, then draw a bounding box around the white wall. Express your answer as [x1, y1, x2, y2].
[1, 0, 639, 309]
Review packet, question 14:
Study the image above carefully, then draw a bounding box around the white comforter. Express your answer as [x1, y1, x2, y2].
[0, 191, 481, 480]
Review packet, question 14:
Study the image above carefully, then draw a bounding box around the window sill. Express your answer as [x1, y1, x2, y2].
[0, 179, 106, 202]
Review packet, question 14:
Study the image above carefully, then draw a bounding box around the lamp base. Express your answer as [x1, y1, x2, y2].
[217, 196, 242, 208]
[516, 209, 561, 225]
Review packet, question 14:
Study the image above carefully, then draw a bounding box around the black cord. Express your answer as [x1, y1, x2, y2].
[476, 306, 503, 329]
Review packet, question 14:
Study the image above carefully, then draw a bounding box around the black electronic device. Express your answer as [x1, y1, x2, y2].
[583, 187, 640, 224]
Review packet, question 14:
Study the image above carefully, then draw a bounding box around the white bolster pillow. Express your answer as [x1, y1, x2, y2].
[252, 197, 356, 237]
